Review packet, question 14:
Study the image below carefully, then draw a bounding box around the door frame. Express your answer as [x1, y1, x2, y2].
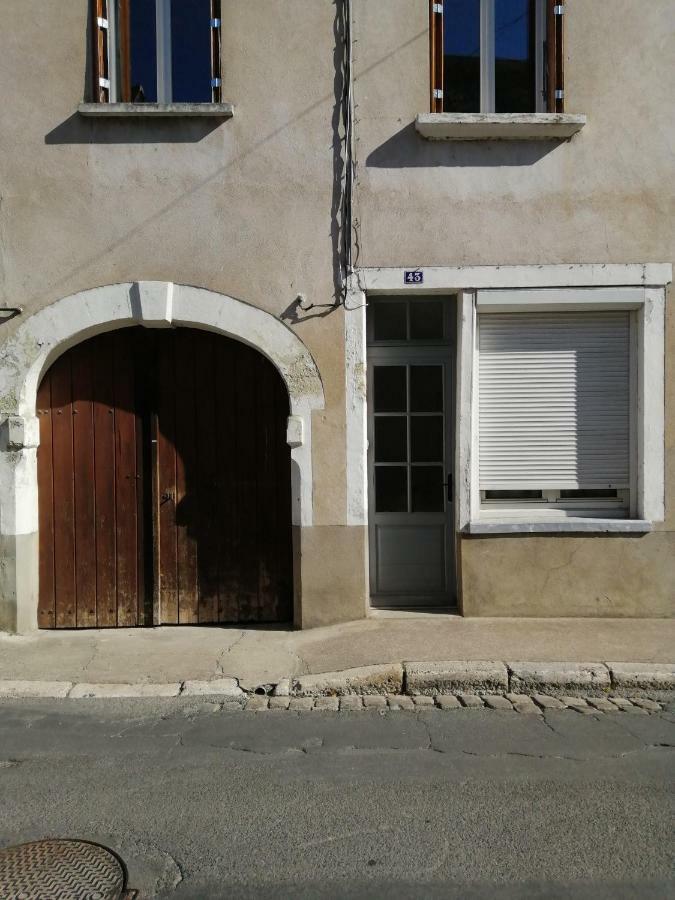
[0, 281, 325, 632]
[365, 296, 457, 609]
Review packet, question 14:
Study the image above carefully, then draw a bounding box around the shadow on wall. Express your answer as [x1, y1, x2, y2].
[45, 115, 225, 145]
[44, 3, 224, 145]
[366, 122, 563, 168]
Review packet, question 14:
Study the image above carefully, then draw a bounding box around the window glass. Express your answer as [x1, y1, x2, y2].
[411, 467, 444, 512]
[375, 417, 407, 464]
[410, 366, 443, 413]
[171, 0, 212, 102]
[373, 302, 407, 341]
[130, 0, 158, 102]
[443, 0, 481, 112]
[376, 467, 408, 513]
[495, 0, 536, 113]
[411, 417, 444, 463]
[374, 367, 407, 413]
[410, 301, 444, 340]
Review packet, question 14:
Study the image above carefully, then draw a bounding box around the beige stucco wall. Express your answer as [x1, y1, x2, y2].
[0, 1, 672, 626]
[352, 0, 674, 616]
[0, 0, 368, 629]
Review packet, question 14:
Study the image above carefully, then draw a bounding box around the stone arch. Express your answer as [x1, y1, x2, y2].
[0, 282, 325, 631]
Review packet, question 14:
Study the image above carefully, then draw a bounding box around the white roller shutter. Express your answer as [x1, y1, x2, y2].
[478, 311, 631, 490]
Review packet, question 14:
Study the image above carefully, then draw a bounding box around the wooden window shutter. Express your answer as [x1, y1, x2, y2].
[211, 0, 222, 102]
[478, 312, 631, 492]
[92, 0, 110, 102]
[430, 1, 444, 113]
[546, 0, 565, 112]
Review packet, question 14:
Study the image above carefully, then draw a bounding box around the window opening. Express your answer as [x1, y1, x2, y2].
[431, 0, 563, 113]
[93, 0, 222, 103]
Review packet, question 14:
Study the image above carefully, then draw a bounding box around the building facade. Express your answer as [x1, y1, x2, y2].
[0, 0, 672, 633]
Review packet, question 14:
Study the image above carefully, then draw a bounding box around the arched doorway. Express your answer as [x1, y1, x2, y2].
[36, 327, 293, 628]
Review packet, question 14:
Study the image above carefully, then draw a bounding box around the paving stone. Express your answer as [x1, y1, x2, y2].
[272, 679, 291, 697]
[387, 694, 415, 710]
[268, 696, 291, 710]
[458, 693, 484, 708]
[362, 695, 387, 708]
[412, 695, 435, 707]
[339, 695, 363, 711]
[560, 697, 596, 714]
[607, 697, 648, 715]
[245, 696, 269, 711]
[288, 697, 315, 711]
[435, 695, 461, 710]
[587, 698, 616, 712]
[532, 694, 565, 710]
[484, 695, 513, 711]
[506, 694, 542, 715]
[631, 698, 661, 711]
[608, 696, 632, 709]
[314, 696, 340, 711]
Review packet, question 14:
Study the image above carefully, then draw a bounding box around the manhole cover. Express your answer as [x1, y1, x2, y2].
[0, 839, 128, 900]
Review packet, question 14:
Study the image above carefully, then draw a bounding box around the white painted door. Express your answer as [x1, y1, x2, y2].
[367, 298, 456, 608]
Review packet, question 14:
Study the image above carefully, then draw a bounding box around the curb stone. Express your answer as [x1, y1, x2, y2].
[181, 678, 243, 698]
[0, 680, 73, 699]
[69, 683, 181, 699]
[508, 662, 610, 698]
[607, 662, 675, 698]
[292, 664, 403, 697]
[405, 660, 508, 696]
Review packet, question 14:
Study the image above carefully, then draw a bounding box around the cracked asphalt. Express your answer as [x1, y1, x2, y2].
[0, 699, 673, 899]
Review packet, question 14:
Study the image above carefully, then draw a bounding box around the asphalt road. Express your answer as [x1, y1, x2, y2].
[0, 698, 673, 899]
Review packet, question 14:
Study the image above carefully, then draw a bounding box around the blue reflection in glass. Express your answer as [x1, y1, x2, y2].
[171, 0, 212, 102]
[443, 0, 481, 112]
[495, 0, 535, 112]
[130, 0, 158, 102]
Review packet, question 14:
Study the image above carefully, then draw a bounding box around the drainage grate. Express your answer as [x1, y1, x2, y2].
[0, 839, 134, 900]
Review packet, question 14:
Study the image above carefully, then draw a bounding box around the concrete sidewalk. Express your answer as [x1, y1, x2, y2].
[0, 614, 672, 690]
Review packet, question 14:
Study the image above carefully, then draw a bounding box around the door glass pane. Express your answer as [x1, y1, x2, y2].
[129, 0, 158, 102]
[495, 0, 536, 113]
[374, 366, 407, 413]
[375, 467, 408, 513]
[411, 417, 444, 463]
[410, 300, 444, 340]
[443, 0, 481, 112]
[171, 0, 212, 102]
[373, 302, 407, 341]
[411, 467, 444, 512]
[375, 417, 407, 463]
[410, 366, 443, 413]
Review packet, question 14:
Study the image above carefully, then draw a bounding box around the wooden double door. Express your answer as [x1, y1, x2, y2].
[37, 327, 293, 628]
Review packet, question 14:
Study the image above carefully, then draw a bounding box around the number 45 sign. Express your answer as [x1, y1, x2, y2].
[404, 270, 424, 284]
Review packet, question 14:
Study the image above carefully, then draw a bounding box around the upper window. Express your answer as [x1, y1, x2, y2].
[92, 0, 222, 103]
[430, 0, 564, 114]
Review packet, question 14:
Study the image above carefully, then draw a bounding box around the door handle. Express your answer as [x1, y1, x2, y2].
[442, 474, 453, 502]
[160, 491, 174, 504]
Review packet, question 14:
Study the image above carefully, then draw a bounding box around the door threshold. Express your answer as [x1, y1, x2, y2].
[369, 607, 459, 618]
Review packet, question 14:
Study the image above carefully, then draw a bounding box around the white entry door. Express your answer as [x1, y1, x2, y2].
[367, 297, 456, 608]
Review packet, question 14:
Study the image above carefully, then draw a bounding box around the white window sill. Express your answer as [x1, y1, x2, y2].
[78, 102, 234, 118]
[467, 519, 652, 535]
[415, 113, 586, 141]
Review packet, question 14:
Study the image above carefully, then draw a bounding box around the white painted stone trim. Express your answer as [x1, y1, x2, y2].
[348, 266, 670, 537]
[345, 280, 368, 527]
[356, 264, 672, 294]
[0, 282, 325, 631]
[415, 112, 586, 141]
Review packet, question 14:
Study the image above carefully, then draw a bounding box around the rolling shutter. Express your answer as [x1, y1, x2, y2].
[478, 311, 631, 491]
